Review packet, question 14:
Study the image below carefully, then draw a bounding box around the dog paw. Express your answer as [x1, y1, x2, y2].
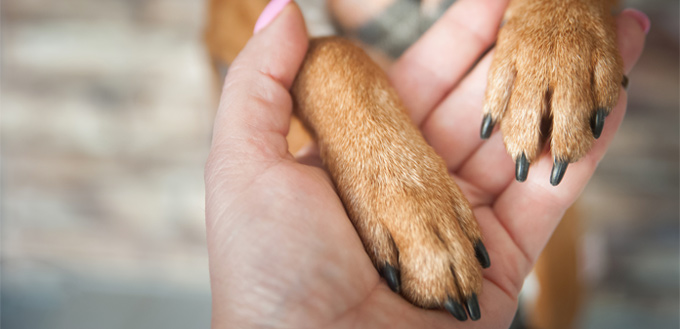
[292, 37, 489, 320]
[332, 139, 489, 321]
[482, 3, 624, 185]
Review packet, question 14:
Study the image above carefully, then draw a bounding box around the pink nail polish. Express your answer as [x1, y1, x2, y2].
[623, 8, 651, 35]
[254, 0, 292, 33]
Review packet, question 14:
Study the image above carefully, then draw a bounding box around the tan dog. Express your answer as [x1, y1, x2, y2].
[292, 37, 484, 319]
[483, 0, 624, 185]
[205, 0, 624, 323]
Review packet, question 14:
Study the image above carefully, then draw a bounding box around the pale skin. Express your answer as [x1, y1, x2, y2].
[204, 1, 647, 328]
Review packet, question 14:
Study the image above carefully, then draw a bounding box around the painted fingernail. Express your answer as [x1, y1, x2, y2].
[480, 114, 494, 139]
[591, 108, 606, 139]
[254, 0, 292, 33]
[381, 263, 401, 293]
[474, 240, 491, 269]
[465, 293, 481, 321]
[623, 8, 651, 35]
[550, 160, 569, 186]
[444, 297, 468, 321]
[515, 153, 529, 182]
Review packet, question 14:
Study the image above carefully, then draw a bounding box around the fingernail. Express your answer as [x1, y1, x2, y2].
[254, 0, 292, 34]
[623, 8, 651, 35]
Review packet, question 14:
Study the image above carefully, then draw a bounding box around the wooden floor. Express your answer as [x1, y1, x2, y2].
[2, 0, 678, 328]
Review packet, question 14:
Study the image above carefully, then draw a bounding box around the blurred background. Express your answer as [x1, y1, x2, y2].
[1, 0, 678, 328]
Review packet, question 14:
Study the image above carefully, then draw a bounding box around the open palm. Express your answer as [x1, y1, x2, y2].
[204, 1, 646, 328]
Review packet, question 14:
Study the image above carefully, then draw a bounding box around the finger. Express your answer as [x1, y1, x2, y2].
[420, 53, 495, 171]
[454, 132, 515, 204]
[619, 8, 650, 73]
[388, 0, 509, 125]
[209, 3, 308, 165]
[491, 9, 648, 262]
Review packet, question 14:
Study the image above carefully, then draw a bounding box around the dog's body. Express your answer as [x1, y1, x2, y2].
[206, 0, 623, 323]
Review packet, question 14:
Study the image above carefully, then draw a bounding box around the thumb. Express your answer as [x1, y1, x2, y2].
[209, 1, 308, 166]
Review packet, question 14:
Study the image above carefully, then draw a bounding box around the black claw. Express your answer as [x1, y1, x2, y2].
[515, 153, 529, 182]
[474, 240, 491, 269]
[550, 160, 569, 186]
[444, 297, 468, 321]
[622, 75, 629, 90]
[465, 293, 481, 321]
[480, 114, 495, 139]
[381, 263, 401, 293]
[591, 108, 606, 139]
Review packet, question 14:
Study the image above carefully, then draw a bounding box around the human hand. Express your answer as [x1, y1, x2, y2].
[204, 1, 648, 328]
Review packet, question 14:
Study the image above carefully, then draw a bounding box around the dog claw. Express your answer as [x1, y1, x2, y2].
[444, 297, 468, 321]
[515, 153, 529, 182]
[550, 160, 569, 186]
[381, 263, 401, 293]
[622, 75, 629, 90]
[474, 240, 491, 269]
[465, 293, 481, 321]
[480, 114, 494, 139]
[591, 108, 606, 139]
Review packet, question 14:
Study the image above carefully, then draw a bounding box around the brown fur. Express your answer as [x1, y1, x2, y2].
[203, 0, 267, 70]
[486, 0, 623, 164]
[529, 206, 584, 329]
[291, 37, 482, 306]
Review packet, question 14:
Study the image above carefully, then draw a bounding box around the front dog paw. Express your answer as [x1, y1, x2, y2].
[482, 3, 625, 185]
[337, 142, 489, 321]
[292, 37, 489, 321]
